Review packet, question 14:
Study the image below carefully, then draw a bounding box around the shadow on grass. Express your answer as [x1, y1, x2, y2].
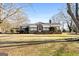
[0, 39, 79, 48]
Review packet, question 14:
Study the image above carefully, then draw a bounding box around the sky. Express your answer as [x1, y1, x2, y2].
[16, 3, 66, 23]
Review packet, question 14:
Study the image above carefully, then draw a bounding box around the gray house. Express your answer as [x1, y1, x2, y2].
[28, 20, 61, 34]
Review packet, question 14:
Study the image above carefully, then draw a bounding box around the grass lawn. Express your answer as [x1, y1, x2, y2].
[0, 33, 79, 56]
[0, 33, 79, 42]
[0, 42, 79, 56]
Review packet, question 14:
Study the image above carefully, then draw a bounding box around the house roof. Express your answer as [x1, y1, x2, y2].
[29, 22, 60, 25]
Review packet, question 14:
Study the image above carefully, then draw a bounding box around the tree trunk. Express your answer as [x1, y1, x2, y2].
[67, 3, 79, 33]
[76, 3, 79, 21]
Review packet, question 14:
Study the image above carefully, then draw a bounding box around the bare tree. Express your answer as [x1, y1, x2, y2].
[67, 3, 79, 33]
[0, 3, 29, 33]
[11, 10, 29, 28]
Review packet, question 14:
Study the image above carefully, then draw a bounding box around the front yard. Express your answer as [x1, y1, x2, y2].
[0, 33, 79, 56]
[0, 33, 79, 42]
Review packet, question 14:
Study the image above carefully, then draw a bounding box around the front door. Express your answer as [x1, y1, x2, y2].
[37, 24, 43, 32]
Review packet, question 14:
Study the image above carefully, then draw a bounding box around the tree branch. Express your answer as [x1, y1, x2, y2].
[2, 7, 21, 21]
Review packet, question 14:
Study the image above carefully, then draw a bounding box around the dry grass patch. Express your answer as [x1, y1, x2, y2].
[0, 42, 79, 56]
